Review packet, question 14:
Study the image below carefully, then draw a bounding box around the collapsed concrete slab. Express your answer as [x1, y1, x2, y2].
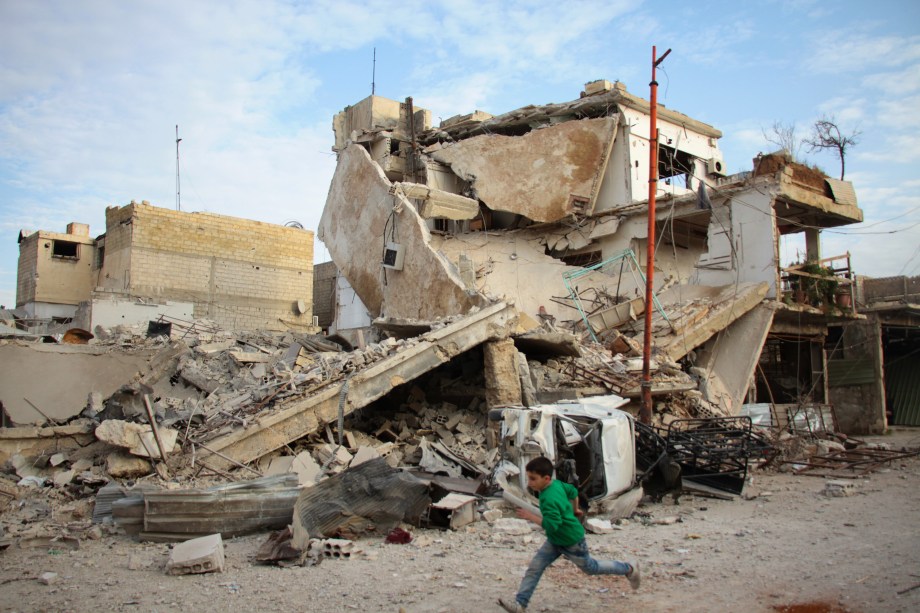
[0, 424, 95, 465]
[318, 144, 486, 320]
[0, 343, 155, 425]
[429, 117, 617, 222]
[391, 182, 480, 220]
[695, 303, 776, 416]
[191, 301, 517, 471]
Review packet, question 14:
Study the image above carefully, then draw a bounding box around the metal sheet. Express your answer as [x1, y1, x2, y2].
[291, 457, 430, 542]
[824, 178, 858, 206]
[888, 354, 920, 426]
[827, 357, 876, 387]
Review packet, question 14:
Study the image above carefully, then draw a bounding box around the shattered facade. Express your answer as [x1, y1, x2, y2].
[318, 78, 866, 423]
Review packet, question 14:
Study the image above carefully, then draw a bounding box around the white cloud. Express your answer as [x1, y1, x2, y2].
[807, 29, 920, 74]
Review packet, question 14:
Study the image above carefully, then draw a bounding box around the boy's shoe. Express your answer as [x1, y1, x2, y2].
[626, 560, 641, 590]
[498, 597, 526, 612]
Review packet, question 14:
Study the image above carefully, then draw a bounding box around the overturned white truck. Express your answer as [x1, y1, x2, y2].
[490, 395, 646, 518]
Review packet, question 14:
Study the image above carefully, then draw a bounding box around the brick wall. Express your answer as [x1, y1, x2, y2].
[100, 202, 314, 331]
[312, 261, 337, 328]
[16, 234, 39, 306]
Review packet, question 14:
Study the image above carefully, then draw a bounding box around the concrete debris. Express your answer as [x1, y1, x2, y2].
[586, 518, 615, 534]
[491, 518, 535, 535]
[165, 534, 225, 575]
[105, 453, 152, 479]
[94, 420, 178, 459]
[822, 480, 856, 497]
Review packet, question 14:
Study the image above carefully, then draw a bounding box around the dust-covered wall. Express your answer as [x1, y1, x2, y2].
[97, 202, 314, 331]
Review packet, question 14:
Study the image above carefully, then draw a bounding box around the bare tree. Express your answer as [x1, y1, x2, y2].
[804, 116, 861, 180]
[762, 121, 804, 160]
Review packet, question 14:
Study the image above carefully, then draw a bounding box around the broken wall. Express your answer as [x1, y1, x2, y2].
[429, 117, 617, 223]
[312, 261, 338, 329]
[429, 230, 576, 324]
[318, 144, 485, 320]
[695, 187, 780, 298]
[97, 202, 314, 331]
[827, 319, 887, 434]
[0, 343, 154, 425]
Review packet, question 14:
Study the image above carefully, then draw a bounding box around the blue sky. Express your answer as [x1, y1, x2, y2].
[2, 0, 919, 309]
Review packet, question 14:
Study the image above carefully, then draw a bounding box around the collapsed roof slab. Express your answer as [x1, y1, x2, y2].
[694, 303, 776, 416]
[318, 144, 486, 320]
[645, 282, 771, 362]
[190, 302, 517, 472]
[0, 343, 157, 426]
[429, 117, 617, 222]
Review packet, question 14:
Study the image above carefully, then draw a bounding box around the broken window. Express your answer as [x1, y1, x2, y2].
[658, 144, 696, 189]
[560, 250, 602, 268]
[52, 240, 79, 259]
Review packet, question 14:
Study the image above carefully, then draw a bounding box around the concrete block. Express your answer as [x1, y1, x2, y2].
[586, 518, 615, 534]
[492, 518, 534, 535]
[165, 533, 225, 575]
[95, 420, 178, 459]
[106, 451, 153, 478]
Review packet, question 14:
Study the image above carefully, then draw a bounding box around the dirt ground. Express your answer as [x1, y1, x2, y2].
[1, 429, 918, 613]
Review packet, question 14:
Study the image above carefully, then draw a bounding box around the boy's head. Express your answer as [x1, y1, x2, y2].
[525, 456, 554, 492]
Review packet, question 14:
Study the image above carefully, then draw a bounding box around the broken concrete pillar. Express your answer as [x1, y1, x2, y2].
[516, 352, 537, 407]
[483, 339, 522, 409]
[165, 533, 225, 575]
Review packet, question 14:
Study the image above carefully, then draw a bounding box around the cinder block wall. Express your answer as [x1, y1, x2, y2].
[16, 234, 39, 306]
[99, 202, 314, 331]
[312, 261, 338, 329]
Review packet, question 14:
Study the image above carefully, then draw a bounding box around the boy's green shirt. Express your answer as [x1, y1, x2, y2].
[538, 479, 584, 547]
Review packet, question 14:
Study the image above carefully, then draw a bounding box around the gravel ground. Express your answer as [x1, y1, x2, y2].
[1, 430, 918, 613]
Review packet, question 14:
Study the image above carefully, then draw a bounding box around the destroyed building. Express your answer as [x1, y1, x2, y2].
[14, 201, 315, 333]
[316, 79, 868, 430]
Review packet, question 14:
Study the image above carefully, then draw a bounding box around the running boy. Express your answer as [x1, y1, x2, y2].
[498, 456, 640, 612]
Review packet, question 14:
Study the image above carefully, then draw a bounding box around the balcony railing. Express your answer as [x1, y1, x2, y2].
[780, 253, 855, 314]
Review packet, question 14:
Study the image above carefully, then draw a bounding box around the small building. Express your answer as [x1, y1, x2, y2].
[15, 202, 316, 332]
[16, 222, 97, 321]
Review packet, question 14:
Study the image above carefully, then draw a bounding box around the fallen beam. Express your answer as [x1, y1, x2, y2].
[194, 302, 517, 471]
[662, 282, 769, 362]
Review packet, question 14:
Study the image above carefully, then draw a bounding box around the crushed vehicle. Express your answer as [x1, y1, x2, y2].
[490, 395, 645, 517]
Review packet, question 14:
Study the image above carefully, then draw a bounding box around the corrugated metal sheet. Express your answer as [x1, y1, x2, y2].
[292, 457, 429, 541]
[888, 354, 920, 426]
[827, 357, 876, 387]
[825, 178, 858, 206]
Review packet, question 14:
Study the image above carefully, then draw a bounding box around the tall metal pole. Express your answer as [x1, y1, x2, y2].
[175, 125, 182, 212]
[641, 46, 670, 425]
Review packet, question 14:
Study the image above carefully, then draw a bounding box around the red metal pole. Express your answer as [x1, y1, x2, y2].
[640, 46, 668, 425]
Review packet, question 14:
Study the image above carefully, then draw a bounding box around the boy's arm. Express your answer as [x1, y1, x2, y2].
[570, 498, 584, 518]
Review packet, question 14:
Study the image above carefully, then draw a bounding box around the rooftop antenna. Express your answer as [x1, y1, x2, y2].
[371, 47, 376, 95]
[175, 125, 182, 211]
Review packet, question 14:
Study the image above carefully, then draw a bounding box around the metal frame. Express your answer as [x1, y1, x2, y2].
[561, 248, 670, 342]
